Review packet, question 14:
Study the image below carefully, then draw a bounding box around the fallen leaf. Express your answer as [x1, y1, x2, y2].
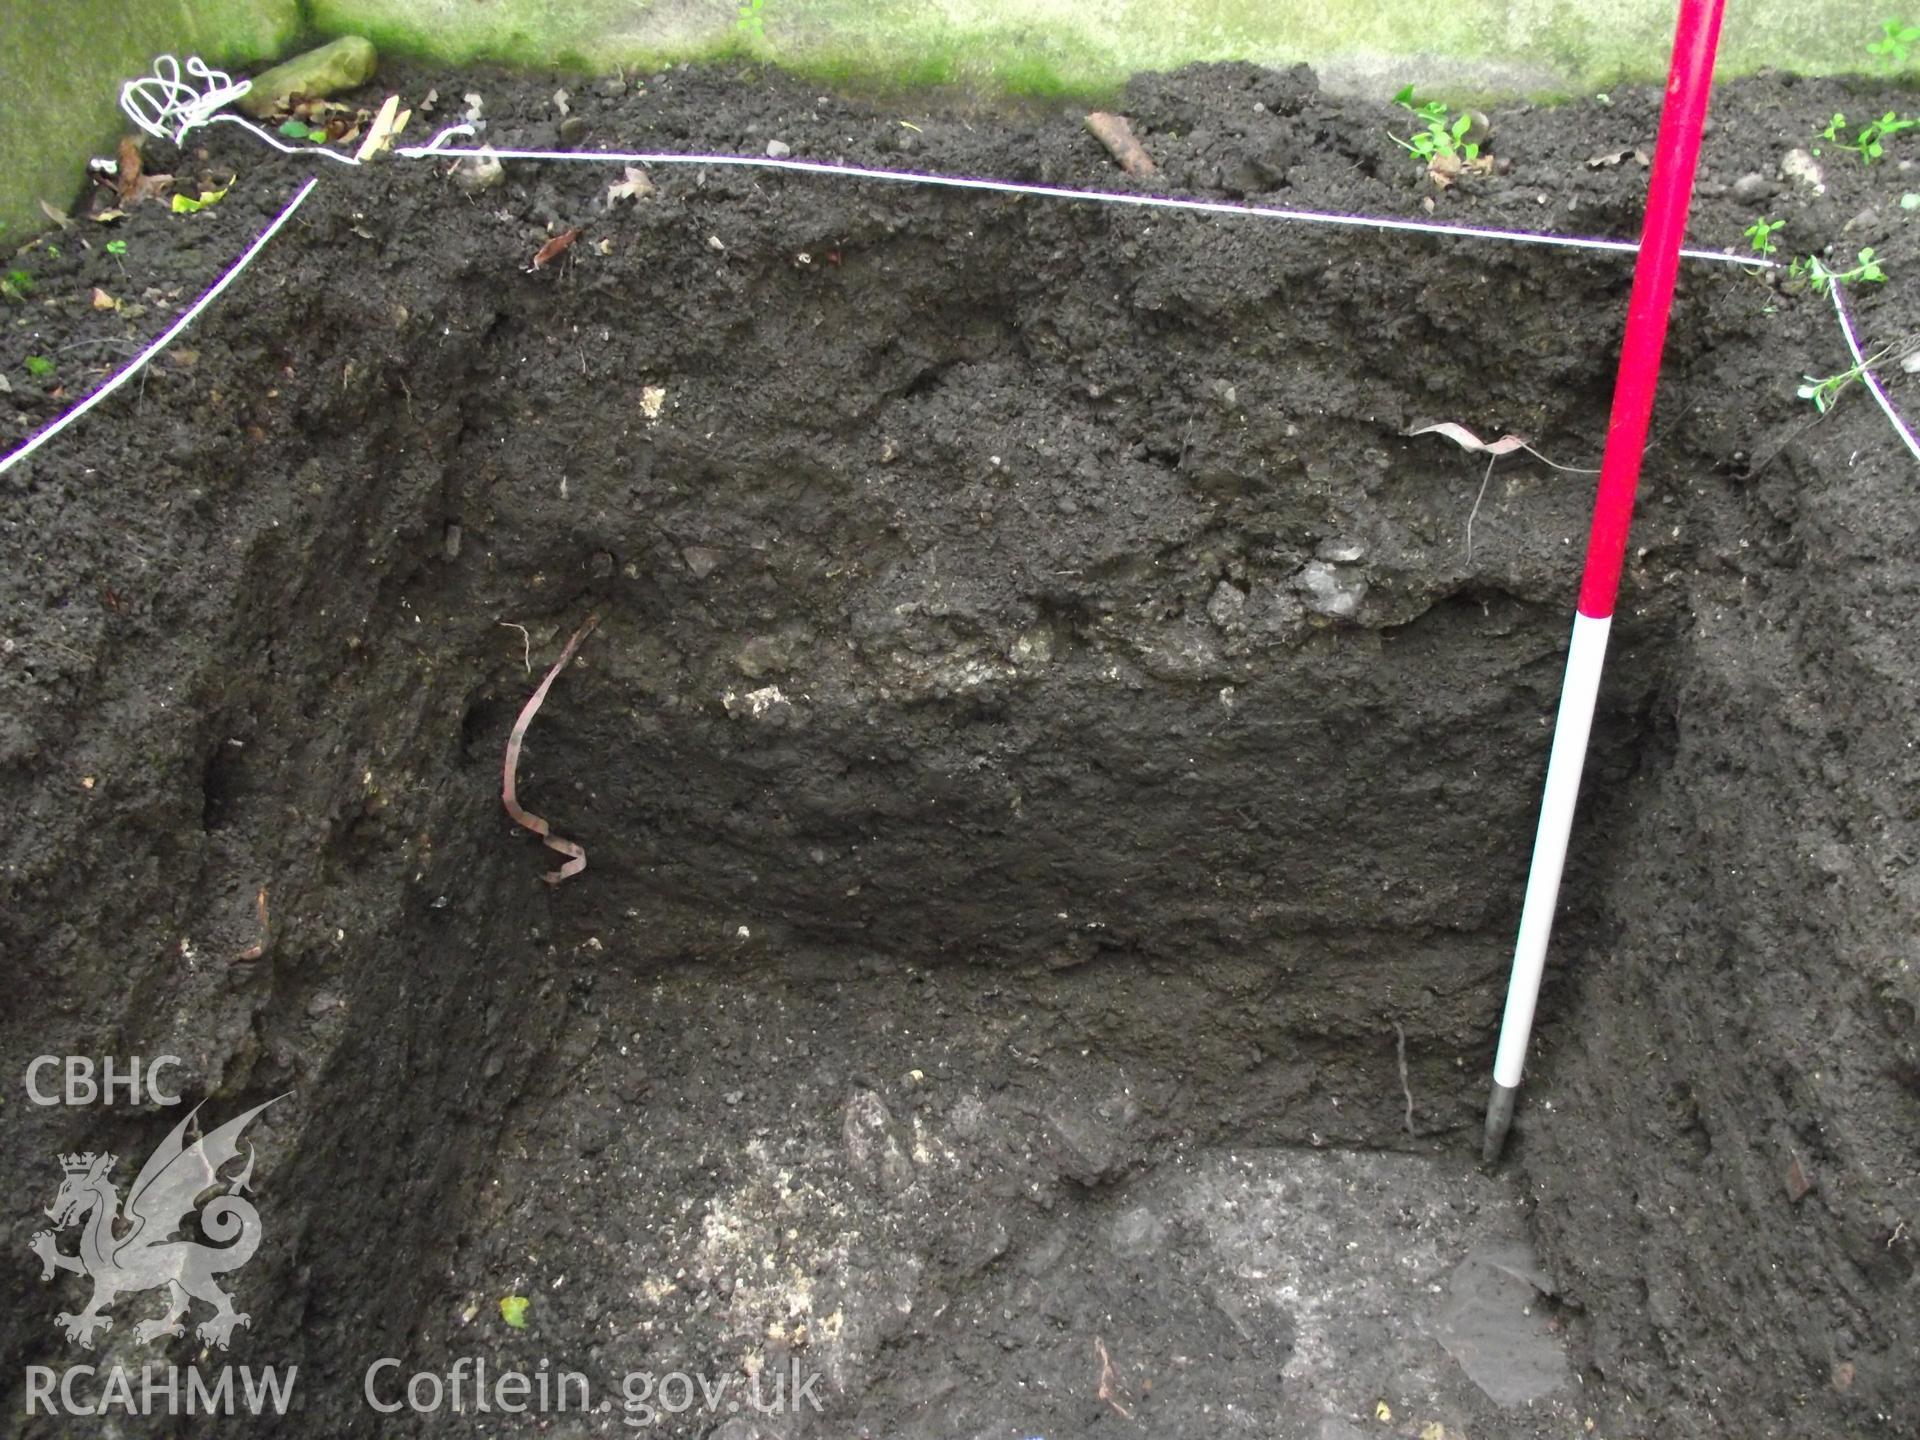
[171, 184, 229, 215]
[126, 173, 175, 205]
[1588, 147, 1651, 169]
[1376, 1400, 1393, 1423]
[91, 209, 128, 224]
[607, 165, 654, 205]
[90, 288, 118, 310]
[594, 238, 615, 256]
[38, 199, 73, 229]
[114, 136, 143, 204]
[530, 226, 582, 270]
[1408, 421, 1531, 456]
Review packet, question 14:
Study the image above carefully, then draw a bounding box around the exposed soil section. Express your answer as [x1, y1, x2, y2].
[1, 59, 1916, 1439]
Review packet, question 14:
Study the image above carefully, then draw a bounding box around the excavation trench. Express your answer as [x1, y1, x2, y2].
[2, 62, 1917, 1440]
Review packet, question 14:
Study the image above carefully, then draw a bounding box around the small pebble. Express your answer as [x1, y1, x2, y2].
[1732, 172, 1772, 202]
[1780, 148, 1825, 193]
[766, 139, 792, 158]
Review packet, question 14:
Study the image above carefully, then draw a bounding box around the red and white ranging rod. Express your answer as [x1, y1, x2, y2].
[1482, 0, 1728, 1163]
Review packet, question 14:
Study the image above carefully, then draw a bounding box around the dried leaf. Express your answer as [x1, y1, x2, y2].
[38, 199, 72, 229]
[1408, 421, 1531, 456]
[126, 173, 174, 206]
[530, 226, 582, 270]
[91, 209, 128, 224]
[114, 136, 143, 204]
[1587, 148, 1651, 169]
[607, 166, 654, 205]
[90, 288, 118, 310]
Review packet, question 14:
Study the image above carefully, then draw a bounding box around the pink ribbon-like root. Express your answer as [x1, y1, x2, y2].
[502, 614, 600, 885]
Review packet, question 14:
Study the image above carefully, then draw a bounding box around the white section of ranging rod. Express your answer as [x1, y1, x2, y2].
[1483, 610, 1613, 1157]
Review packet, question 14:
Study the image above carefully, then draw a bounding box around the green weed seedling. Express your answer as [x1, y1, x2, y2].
[1869, 17, 1920, 66]
[1790, 247, 1889, 295]
[1744, 217, 1785, 256]
[23, 355, 54, 379]
[1797, 348, 1901, 413]
[1, 268, 32, 302]
[1821, 110, 1919, 163]
[1390, 85, 1483, 174]
[105, 238, 128, 276]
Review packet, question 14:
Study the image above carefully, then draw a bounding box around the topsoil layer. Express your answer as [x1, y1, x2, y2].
[1, 57, 1917, 1440]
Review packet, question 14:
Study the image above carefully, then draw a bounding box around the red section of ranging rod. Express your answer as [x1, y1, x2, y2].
[1576, 0, 1728, 621]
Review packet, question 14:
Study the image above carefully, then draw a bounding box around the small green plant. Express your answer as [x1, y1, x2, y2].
[23, 355, 55, 378]
[105, 238, 128, 276]
[1790, 247, 1889, 294]
[1, 267, 32, 302]
[1390, 85, 1482, 170]
[735, 0, 767, 46]
[1868, 17, 1920, 65]
[1820, 109, 1919, 162]
[1744, 217, 1785, 256]
[1796, 341, 1911, 412]
[499, 1295, 530, 1329]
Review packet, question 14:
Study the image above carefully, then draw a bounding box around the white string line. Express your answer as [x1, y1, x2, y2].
[0, 177, 320, 478]
[396, 132, 1777, 271]
[1827, 281, 1920, 465]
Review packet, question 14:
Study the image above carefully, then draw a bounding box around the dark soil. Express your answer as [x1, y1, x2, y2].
[2, 56, 1917, 1440]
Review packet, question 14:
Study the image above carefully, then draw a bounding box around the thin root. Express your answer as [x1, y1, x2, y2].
[1393, 1020, 1415, 1137]
[502, 614, 600, 885]
[498, 620, 532, 673]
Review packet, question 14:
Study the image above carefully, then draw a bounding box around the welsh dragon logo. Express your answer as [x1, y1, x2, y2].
[29, 1097, 283, 1349]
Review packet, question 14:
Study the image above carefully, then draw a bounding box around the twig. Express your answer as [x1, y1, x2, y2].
[1392, 1021, 1415, 1136]
[1094, 1336, 1134, 1419]
[1084, 113, 1155, 177]
[502, 615, 599, 885]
